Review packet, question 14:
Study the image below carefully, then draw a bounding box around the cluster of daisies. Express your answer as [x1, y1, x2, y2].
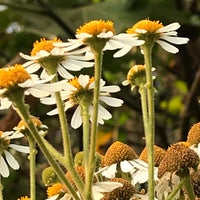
[0, 18, 191, 200]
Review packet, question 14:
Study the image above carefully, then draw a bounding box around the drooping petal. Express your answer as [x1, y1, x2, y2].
[161, 36, 189, 44]
[98, 105, 112, 120]
[93, 181, 122, 193]
[156, 40, 179, 54]
[0, 155, 9, 177]
[101, 163, 117, 178]
[157, 22, 180, 33]
[4, 150, 19, 170]
[71, 106, 82, 129]
[120, 160, 135, 173]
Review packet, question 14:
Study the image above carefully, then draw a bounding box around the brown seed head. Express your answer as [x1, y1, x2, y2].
[101, 178, 135, 200]
[139, 145, 166, 166]
[190, 170, 200, 197]
[103, 141, 138, 166]
[187, 122, 200, 145]
[158, 143, 199, 178]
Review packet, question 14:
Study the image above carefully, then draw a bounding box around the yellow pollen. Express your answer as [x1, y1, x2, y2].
[69, 76, 95, 90]
[0, 64, 31, 89]
[76, 20, 115, 35]
[17, 196, 30, 200]
[17, 116, 43, 129]
[126, 19, 163, 34]
[47, 183, 63, 197]
[31, 38, 62, 56]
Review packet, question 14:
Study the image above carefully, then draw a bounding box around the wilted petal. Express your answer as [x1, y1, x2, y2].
[156, 40, 179, 54]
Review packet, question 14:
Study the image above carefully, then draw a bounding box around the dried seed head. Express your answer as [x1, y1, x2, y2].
[101, 178, 135, 200]
[103, 141, 138, 166]
[139, 145, 166, 166]
[187, 122, 200, 145]
[190, 170, 200, 197]
[158, 143, 199, 178]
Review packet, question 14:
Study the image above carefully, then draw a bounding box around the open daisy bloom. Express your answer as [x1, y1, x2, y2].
[0, 64, 65, 110]
[20, 38, 94, 79]
[41, 74, 124, 129]
[54, 20, 144, 56]
[125, 19, 189, 55]
[0, 130, 30, 177]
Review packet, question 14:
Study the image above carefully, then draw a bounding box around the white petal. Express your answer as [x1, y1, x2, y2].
[0, 98, 12, 110]
[9, 144, 30, 153]
[93, 181, 122, 193]
[120, 160, 135, 173]
[156, 40, 179, 54]
[41, 97, 57, 105]
[113, 46, 133, 58]
[76, 33, 92, 39]
[4, 150, 19, 170]
[101, 164, 117, 178]
[71, 106, 82, 129]
[161, 36, 189, 44]
[100, 96, 123, 107]
[157, 22, 180, 33]
[98, 105, 112, 120]
[100, 85, 120, 93]
[78, 75, 89, 87]
[97, 31, 113, 38]
[47, 108, 59, 115]
[19, 52, 40, 60]
[57, 65, 74, 79]
[0, 156, 9, 177]
[26, 88, 50, 98]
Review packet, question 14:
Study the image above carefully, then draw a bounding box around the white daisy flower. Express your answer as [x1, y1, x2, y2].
[0, 64, 65, 110]
[54, 20, 144, 56]
[46, 181, 122, 200]
[0, 130, 30, 177]
[41, 74, 123, 129]
[123, 19, 189, 57]
[20, 38, 94, 79]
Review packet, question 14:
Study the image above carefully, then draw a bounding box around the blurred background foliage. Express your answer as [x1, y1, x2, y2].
[0, 0, 200, 199]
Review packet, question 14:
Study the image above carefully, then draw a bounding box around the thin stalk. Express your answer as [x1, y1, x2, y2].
[183, 174, 195, 200]
[138, 85, 149, 141]
[142, 44, 155, 200]
[81, 102, 93, 199]
[12, 97, 80, 200]
[0, 177, 3, 200]
[51, 75, 84, 195]
[88, 49, 103, 199]
[165, 177, 186, 200]
[27, 136, 37, 200]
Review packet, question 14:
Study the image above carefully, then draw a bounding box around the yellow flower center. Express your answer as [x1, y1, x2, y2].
[31, 38, 62, 56]
[126, 19, 163, 34]
[47, 183, 63, 197]
[76, 20, 115, 36]
[0, 64, 31, 89]
[17, 196, 30, 200]
[69, 76, 95, 90]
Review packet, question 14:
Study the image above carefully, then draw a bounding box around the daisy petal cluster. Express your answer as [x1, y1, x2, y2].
[20, 38, 94, 79]
[41, 74, 123, 129]
[0, 130, 30, 177]
[0, 64, 65, 110]
[54, 20, 144, 56]
[126, 19, 189, 54]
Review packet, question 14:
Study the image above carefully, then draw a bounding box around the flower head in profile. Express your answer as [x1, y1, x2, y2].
[55, 20, 144, 56]
[15, 116, 48, 137]
[126, 19, 189, 54]
[0, 130, 30, 177]
[0, 64, 65, 110]
[41, 74, 124, 129]
[20, 38, 94, 79]
[158, 143, 199, 178]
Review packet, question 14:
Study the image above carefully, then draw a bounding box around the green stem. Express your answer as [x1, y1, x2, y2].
[138, 85, 148, 142]
[12, 96, 80, 200]
[27, 136, 37, 200]
[51, 75, 84, 195]
[165, 176, 185, 200]
[0, 177, 3, 200]
[81, 102, 93, 199]
[183, 174, 195, 200]
[88, 49, 103, 200]
[142, 44, 155, 200]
